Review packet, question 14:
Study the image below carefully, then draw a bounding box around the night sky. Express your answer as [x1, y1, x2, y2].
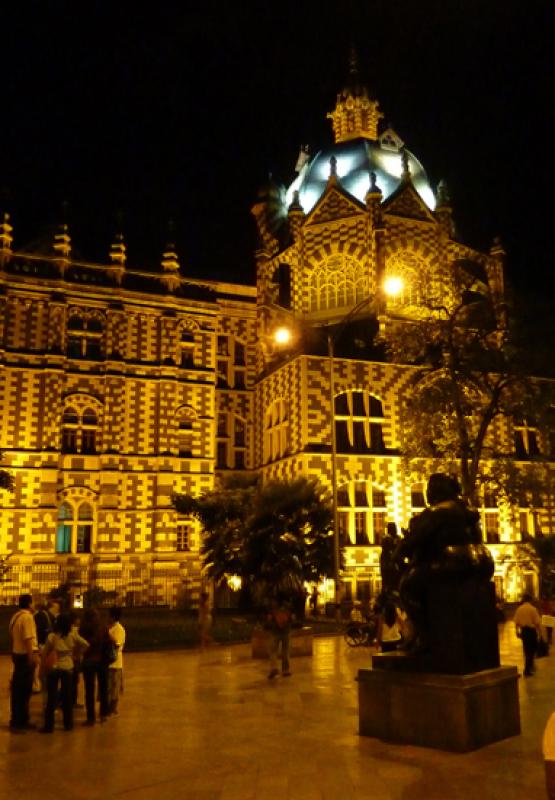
[1, 1, 553, 303]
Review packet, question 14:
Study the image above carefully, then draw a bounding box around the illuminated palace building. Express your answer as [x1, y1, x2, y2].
[0, 72, 552, 606]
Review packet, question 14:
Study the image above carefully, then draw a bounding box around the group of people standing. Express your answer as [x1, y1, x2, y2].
[8, 593, 125, 733]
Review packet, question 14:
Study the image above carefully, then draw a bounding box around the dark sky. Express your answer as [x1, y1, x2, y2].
[1, 1, 553, 300]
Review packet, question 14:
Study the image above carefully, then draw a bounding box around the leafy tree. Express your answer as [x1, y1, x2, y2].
[383, 263, 553, 507]
[174, 475, 334, 604]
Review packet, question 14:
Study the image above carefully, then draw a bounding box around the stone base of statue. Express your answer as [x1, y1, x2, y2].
[357, 578, 520, 751]
[358, 665, 520, 752]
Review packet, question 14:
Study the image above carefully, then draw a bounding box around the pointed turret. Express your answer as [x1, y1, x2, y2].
[435, 179, 455, 237]
[160, 223, 182, 291]
[53, 222, 71, 274]
[0, 212, 13, 265]
[400, 149, 411, 183]
[109, 232, 127, 284]
[287, 190, 304, 240]
[365, 171, 383, 228]
[327, 48, 383, 143]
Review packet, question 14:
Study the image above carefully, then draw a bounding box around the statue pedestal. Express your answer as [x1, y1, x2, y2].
[358, 666, 520, 752]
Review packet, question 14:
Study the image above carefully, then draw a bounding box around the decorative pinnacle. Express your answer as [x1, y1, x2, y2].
[368, 171, 381, 194]
[401, 149, 411, 181]
[329, 155, 337, 179]
[288, 190, 304, 213]
[437, 179, 451, 206]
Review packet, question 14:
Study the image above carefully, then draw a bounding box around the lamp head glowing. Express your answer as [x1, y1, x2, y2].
[383, 276, 404, 297]
[273, 326, 293, 346]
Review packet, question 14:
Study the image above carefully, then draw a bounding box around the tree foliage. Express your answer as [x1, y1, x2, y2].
[173, 475, 334, 602]
[383, 264, 553, 506]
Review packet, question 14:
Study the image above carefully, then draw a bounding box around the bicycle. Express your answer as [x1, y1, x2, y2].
[344, 617, 378, 647]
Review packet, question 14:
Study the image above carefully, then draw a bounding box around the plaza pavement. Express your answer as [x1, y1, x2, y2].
[0, 623, 551, 800]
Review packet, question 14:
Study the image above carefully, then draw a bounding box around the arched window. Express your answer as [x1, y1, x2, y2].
[56, 502, 73, 553]
[180, 327, 196, 367]
[308, 254, 366, 313]
[56, 501, 94, 554]
[263, 399, 289, 464]
[176, 408, 195, 457]
[384, 252, 427, 308]
[61, 405, 99, 455]
[334, 391, 386, 454]
[61, 408, 79, 453]
[337, 481, 389, 546]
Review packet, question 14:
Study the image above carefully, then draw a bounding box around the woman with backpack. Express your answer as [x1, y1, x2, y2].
[39, 613, 88, 733]
[79, 608, 112, 725]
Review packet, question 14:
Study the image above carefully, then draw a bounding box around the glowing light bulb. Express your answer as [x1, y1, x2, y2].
[383, 276, 404, 297]
[273, 326, 293, 345]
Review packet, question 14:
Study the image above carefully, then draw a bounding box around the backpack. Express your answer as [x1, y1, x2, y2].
[273, 608, 291, 629]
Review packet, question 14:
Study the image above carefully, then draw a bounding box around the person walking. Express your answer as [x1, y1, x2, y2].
[39, 613, 88, 733]
[107, 607, 126, 716]
[267, 595, 292, 679]
[9, 594, 38, 732]
[198, 592, 212, 650]
[79, 608, 111, 725]
[514, 593, 543, 676]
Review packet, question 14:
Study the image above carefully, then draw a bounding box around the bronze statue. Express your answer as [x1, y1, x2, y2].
[395, 473, 494, 652]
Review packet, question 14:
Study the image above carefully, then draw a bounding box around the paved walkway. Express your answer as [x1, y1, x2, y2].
[0, 624, 551, 799]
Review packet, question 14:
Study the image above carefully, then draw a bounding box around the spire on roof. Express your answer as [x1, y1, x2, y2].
[110, 232, 127, 269]
[400, 149, 411, 182]
[327, 49, 383, 143]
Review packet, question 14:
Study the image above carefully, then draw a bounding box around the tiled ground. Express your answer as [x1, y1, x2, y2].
[0, 623, 551, 799]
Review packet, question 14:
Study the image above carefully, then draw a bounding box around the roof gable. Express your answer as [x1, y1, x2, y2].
[305, 182, 365, 226]
[382, 182, 436, 223]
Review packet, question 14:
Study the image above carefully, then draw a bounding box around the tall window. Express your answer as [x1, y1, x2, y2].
[263, 399, 289, 463]
[335, 392, 386, 454]
[216, 335, 248, 388]
[180, 328, 196, 368]
[480, 487, 500, 544]
[337, 481, 388, 545]
[176, 409, 195, 457]
[56, 501, 93, 554]
[216, 413, 248, 470]
[514, 418, 540, 459]
[67, 315, 104, 359]
[176, 519, 191, 552]
[518, 491, 543, 539]
[61, 406, 99, 454]
[411, 483, 426, 511]
[384, 252, 426, 308]
[308, 254, 366, 312]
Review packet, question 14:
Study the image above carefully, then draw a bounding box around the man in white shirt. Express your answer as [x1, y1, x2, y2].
[514, 593, 543, 676]
[108, 606, 126, 715]
[9, 594, 38, 731]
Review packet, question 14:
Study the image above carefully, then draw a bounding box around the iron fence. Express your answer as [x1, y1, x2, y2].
[0, 563, 194, 608]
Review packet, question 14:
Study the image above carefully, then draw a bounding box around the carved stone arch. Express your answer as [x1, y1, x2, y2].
[384, 249, 431, 308]
[175, 404, 197, 421]
[57, 485, 99, 503]
[178, 318, 200, 334]
[62, 392, 104, 417]
[304, 244, 368, 313]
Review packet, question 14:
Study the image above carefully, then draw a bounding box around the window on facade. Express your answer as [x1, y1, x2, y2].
[234, 417, 245, 447]
[335, 391, 386, 454]
[234, 369, 246, 390]
[411, 484, 426, 509]
[176, 521, 190, 552]
[217, 360, 228, 387]
[217, 335, 229, 356]
[179, 328, 195, 368]
[234, 450, 245, 470]
[263, 399, 289, 463]
[216, 441, 227, 469]
[514, 418, 540, 459]
[56, 501, 93, 554]
[481, 488, 500, 544]
[308, 254, 366, 313]
[337, 481, 388, 546]
[61, 406, 99, 455]
[176, 410, 195, 457]
[66, 315, 104, 359]
[234, 341, 245, 366]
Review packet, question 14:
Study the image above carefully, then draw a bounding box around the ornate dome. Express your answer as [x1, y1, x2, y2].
[286, 136, 436, 214]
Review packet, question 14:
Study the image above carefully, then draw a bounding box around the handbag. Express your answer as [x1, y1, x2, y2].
[537, 638, 549, 658]
[39, 644, 58, 677]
